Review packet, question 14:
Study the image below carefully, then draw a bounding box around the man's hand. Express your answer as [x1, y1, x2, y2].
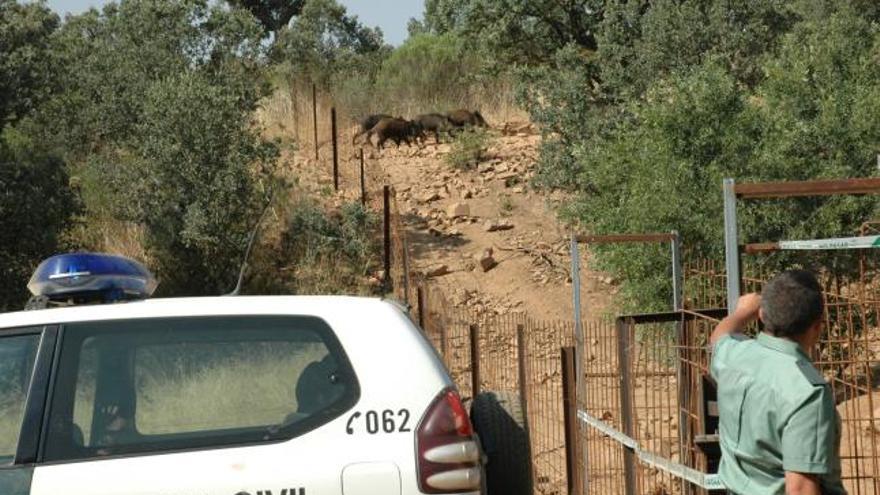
[785, 471, 821, 495]
[710, 293, 761, 345]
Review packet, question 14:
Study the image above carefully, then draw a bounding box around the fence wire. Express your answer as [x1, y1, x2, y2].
[375, 182, 880, 494]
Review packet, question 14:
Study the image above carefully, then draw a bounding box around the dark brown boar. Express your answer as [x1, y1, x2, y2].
[365, 117, 422, 149]
[352, 113, 393, 144]
[414, 113, 453, 144]
[446, 109, 489, 129]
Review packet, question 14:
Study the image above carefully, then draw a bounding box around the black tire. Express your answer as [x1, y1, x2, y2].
[471, 391, 533, 495]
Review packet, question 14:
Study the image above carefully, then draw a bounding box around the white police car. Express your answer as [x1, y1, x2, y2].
[0, 253, 532, 495]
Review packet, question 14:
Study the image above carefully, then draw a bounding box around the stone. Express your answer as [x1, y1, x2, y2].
[477, 248, 497, 272]
[420, 192, 441, 203]
[447, 202, 470, 218]
[426, 264, 451, 278]
[485, 219, 514, 232]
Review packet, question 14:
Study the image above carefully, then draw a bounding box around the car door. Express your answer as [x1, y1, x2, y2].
[0, 327, 56, 495]
[30, 315, 362, 495]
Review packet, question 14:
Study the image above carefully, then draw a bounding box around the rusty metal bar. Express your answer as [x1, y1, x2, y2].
[359, 148, 366, 206]
[516, 324, 530, 429]
[331, 107, 339, 191]
[417, 287, 425, 331]
[383, 185, 391, 292]
[312, 84, 318, 161]
[576, 233, 676, 244]
[734, 177, 880, 199]
[470, 324, 480, 398]
[617, 308, 728, 325]
[743, 242, 781, 254]
[561, 346, 584, 495]
[617, 318, 637, 495]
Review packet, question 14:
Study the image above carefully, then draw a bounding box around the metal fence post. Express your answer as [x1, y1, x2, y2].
[562, 346, 584, 495]
[331, 107, 339, 191]
[723, 178, 740, 313]
[470, 324, 480, 398]
[616, 318, 637, 495]
[383, 185, 391, 293]
[417, 286, 425, 331]
[516, 324, 530, 424]
[312, 83, 318, 161]
[440, 303, 448, 358]
[671, 230, 683, 311]
[360, 148, 366, 206]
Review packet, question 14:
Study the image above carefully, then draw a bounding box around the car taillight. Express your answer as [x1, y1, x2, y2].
[416, 389, 481, 493]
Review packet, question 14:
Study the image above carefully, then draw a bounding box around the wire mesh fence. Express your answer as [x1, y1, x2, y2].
[373, 182, 880, 494]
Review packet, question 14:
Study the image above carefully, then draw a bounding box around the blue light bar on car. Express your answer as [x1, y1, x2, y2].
[27, 253, 157, 302]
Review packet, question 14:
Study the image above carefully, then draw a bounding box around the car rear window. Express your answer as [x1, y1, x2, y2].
[44, 316, 358, 462]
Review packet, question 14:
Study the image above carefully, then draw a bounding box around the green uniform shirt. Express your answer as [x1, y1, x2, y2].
[710, 332, 846, 495]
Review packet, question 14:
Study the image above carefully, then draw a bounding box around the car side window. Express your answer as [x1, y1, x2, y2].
[44, 316, 358, 462]
[0, 334, 40, 465]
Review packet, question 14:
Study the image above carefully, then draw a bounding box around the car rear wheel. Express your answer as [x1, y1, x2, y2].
[471, 390, 533, 495]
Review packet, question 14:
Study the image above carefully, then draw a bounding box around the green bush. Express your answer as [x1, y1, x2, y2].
[29, 0, 280, 296]
[246, 199, 380, 296]
[0, 1, 75, 311]
[445, 128, 491, 170]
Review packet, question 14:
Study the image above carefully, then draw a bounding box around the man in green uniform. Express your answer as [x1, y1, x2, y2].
[710, 270, 846, 495]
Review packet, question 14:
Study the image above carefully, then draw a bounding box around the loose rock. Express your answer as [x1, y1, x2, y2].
[477, 248, 497, 272]
[447, 202, 470, 219]
[426, 264, 451, 278]
[485, 219, 515, 232]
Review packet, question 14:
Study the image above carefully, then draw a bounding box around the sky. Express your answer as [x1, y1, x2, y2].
[45, 0, 426, 46]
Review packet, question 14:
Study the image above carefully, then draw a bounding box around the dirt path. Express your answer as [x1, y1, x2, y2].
[363, 125, 616, 321]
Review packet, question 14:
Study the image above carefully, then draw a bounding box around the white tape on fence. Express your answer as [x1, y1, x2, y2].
[577, 410, 725, 490]
[778, 235, 880, 250]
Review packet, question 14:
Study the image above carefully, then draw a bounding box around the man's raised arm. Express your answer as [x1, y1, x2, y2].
[710, 293, 762, 346]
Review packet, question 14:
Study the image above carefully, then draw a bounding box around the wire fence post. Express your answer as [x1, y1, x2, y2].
[516, 323, 530, 426]
[672, 230, 683, 311]
[570, 232, 588, 494]
[331, 107, 339, 191]
[417, 286, 425, 331]
[723, 178, 740, 314]
[440, 312, 448, 358]
[470, 324, 480, 399]
[312, 83, 318, 161]
[383, 185, 391, 293]
[561, 346, 584, 495]
[360, 148, 366, 206]
[616, 318, 637, 495]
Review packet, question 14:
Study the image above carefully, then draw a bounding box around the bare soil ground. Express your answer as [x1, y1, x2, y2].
[363, 126, 615, 321]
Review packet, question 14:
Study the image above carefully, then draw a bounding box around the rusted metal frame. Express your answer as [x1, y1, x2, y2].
[618, 308, 728, 325]
[575, 233, 677, 243]
[858, 224, 880, 485]
[734, 177, 880, 199]
[726, 177, 880, 312]
[616, 317, 638, 495]
[743, 242, 781, 254]
[576, 232, 684, 313]
[561, 346, 585, 495]
[616, 309, 727, 493]
[470, 324, 480, 399]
